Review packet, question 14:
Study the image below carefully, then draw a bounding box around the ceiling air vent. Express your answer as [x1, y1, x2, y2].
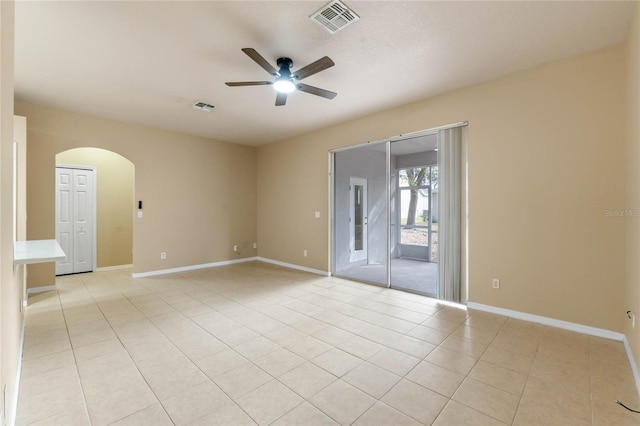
[310, 0, 360, 34]
[191, 101, 215, 112]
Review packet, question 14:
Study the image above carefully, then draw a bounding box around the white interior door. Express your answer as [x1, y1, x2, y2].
[349, 177, 368, 263]
[56, 167, 94, 275]
[72, 169, 93, 273]
[56, 168, 73, 275]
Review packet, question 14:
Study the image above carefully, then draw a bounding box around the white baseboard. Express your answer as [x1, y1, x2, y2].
[26, 285, 57, 296]
[131, 257, 258, 278]
[9, 314, 25, 426]
[467, 301, 624, 341]
[623, 336, 640, 396]
[95, 264, 132, 272]
[256, 257, 330, 276]
[130, 257, 329, 279]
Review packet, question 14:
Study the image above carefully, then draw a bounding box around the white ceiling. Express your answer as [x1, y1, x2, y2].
[14, 1, 635, 147]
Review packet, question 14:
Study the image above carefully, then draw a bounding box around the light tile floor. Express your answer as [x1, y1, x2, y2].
[15, 262, 640, 425]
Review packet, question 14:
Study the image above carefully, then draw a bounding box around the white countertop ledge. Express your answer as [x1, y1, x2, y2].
[14, 240, 66, 265]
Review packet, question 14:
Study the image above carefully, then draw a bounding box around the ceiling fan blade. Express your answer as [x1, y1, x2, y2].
[225, 81, 272, 87]
[296, 83, 337, 100]
[241, 48, 278, 76]
[275, 92, 287, 106]
[293, 56, 335, 81]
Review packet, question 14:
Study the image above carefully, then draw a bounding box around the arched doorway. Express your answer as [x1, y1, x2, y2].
[55, 147, 135, 274]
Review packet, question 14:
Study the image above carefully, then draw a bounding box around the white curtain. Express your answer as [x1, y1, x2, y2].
[437, 127, 463, 303]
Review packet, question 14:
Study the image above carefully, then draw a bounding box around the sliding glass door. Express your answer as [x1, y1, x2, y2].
[331, 124, 466, 302]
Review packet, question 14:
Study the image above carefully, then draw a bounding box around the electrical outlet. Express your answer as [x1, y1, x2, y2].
[233, 245, 238, 252]
[160, 252, 167, 260]
[253, 242, 257, 249]
[492, 278, 500, 289]
[303, 249, 308, 257]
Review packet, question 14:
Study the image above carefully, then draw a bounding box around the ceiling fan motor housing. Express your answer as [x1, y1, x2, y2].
[276, 57, 293, 78]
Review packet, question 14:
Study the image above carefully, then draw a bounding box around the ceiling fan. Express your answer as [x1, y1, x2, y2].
[225, 48, 337, 106]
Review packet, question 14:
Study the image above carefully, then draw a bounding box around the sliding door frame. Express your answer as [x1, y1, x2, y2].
[329, 121, 468, 296]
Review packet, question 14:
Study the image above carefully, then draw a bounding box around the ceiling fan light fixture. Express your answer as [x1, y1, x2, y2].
[226, 48, 336, 106]
[273, 79, 296, 93]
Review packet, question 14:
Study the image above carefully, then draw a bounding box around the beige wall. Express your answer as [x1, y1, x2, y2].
[57, 148, 134, 268]
[16, 101, 257, 288]
[257, 138, 331, 270]
[625, 3, 640, 376]
[257, 45, 627, 332]
[1, 2, 25, 424]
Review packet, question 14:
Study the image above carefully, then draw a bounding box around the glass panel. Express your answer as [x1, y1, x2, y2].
[390, 136, 438, 297]
[429, 166, 439, 263]
[399, 167, 429, 187]
[428, 166, 438, 189]
[354, 185, 364, 251]
[333, 144, 388, 286]
[400, 187, 429, 246]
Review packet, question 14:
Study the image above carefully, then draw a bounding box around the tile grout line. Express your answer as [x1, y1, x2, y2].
[183, 271, 408, 426]
[484, 316, 523, 426]
[54, 284, 93, 426]
[178, 306, 329, 425]
[429, 311, 508, 426]
[78, 274, 175, 426]
[208, 276, 512, 425]
[169, 274, 442, 425]
[113, 274, 275, 426]
[509, 322, 545, 426]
